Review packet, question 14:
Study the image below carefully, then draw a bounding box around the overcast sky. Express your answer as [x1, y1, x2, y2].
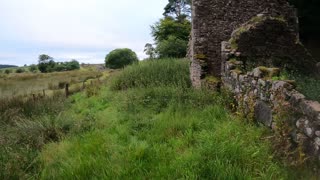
[0, 0, 167, 66]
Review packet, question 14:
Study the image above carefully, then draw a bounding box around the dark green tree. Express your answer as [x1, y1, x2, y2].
[38, 54, 55, 73]
[151, 17, 191, 58]
[105, 48, 139, 69]
[4, 69, 12, 74]
[157, 35, 188, 58]
[29, 64, 38, 72]
[144, 43, 156, 59]
[151, 17, 190, 42]
[163, 0, 191, 20]
[15, 68, 25, 73]
[66, 60, 80, 70]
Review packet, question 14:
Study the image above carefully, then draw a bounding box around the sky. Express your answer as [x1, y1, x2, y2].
[0, 0, 167, 66]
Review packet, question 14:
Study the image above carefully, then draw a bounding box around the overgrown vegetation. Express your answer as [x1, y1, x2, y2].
[1, 59, 318, 179]
[295, 76, 320, 102]
[39, 59, 290, 179]
[110, 58, 191, 90]
[273, 71, 320, 101]
[0, 77, 105, 179]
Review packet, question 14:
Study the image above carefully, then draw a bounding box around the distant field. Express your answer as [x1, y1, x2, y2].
[0, 66, 108, 98]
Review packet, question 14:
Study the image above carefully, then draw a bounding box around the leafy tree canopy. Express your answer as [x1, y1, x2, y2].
[150, 17, 191, 58]
[157, 35, 188, 58]
[151, 17, 191, 43]
[38, 54, 80, 73]
[105, 48, 139, 69]
[144, 43, 156, 59]
[38, 54, 53, 63]
[163, 0, 191, 20]
[144, 0, 191, 59]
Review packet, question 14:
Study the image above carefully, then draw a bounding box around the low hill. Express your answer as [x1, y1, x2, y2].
[0, 64, 18, 69]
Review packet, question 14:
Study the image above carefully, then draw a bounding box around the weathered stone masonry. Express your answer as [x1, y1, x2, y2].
[222, 41, 320, 159]
[190, 0, 297, 88]
[190, 0, 320, 160]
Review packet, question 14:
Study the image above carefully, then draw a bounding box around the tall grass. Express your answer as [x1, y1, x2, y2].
[1, 59, 317, 179]
[110, 58, 191, 90]
[273, 71, 320, 102]
[0, 93, 67, 179]
[294, 75, 320, 102]
[0, 78, 105, 179]
[38, 59, 309, 179]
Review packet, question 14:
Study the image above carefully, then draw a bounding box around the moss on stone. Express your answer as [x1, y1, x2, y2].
[228, 58, 238, 64]
[195, 54, 206, 60]
[258, 66, 280, 78]
[229, 27, 247, 50]
[272, 16, 286, 23]
[249, 16, 265, 24]
[205, 76, 221, 83]
[230, 38, 238, 50]
[249, 16, 286, 26]
[231, 69, 243, 75]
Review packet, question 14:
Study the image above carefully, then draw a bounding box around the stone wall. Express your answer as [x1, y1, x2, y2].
[190, 0, 297, 88]
[222, 41, 320, 160]
[190, 0, 320, 160]
[229, 15, 317, 75]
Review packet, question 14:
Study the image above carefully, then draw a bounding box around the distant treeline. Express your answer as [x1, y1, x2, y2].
[0, 65, 18, 69]
[38, 54, 80, 73]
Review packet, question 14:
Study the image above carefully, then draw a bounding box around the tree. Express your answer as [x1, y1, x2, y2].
[66, 60, 80, 70]
[38, 54, 53, 63]
[144, 43, 156, 59]
[151, 17, 191, 43]
[144, 1, 191, 59]
[38, 54, 55, 73]
[163, 0, 191, 20]
[16, 68, 25, 73]
[29, 64, 38, 73]
[4, 69, 12, 74]
[105, 48, 139, 69]
[157, 35, 188, 58]
[150, 17, 191, 58]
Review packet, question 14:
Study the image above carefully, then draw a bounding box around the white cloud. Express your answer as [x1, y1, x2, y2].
[0, 0, 167, 65]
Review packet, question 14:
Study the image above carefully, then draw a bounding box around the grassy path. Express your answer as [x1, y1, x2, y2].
[1, 59, 317, 179]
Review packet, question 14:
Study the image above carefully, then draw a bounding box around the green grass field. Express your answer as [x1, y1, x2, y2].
[0, 59, 318, 179]
[0, 66, 106, 98]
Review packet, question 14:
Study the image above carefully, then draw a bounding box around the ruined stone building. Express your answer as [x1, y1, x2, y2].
[190, 0, 320, 160]
[190, 0, 317, 88]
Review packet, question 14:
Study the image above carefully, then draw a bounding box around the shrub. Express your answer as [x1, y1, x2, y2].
[66, 60, 80, 71]
[29, 64, 38, 72]
[4, 69, 12, 74]
[105, 48, 139, 69]
[15, 68, 25, 73]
